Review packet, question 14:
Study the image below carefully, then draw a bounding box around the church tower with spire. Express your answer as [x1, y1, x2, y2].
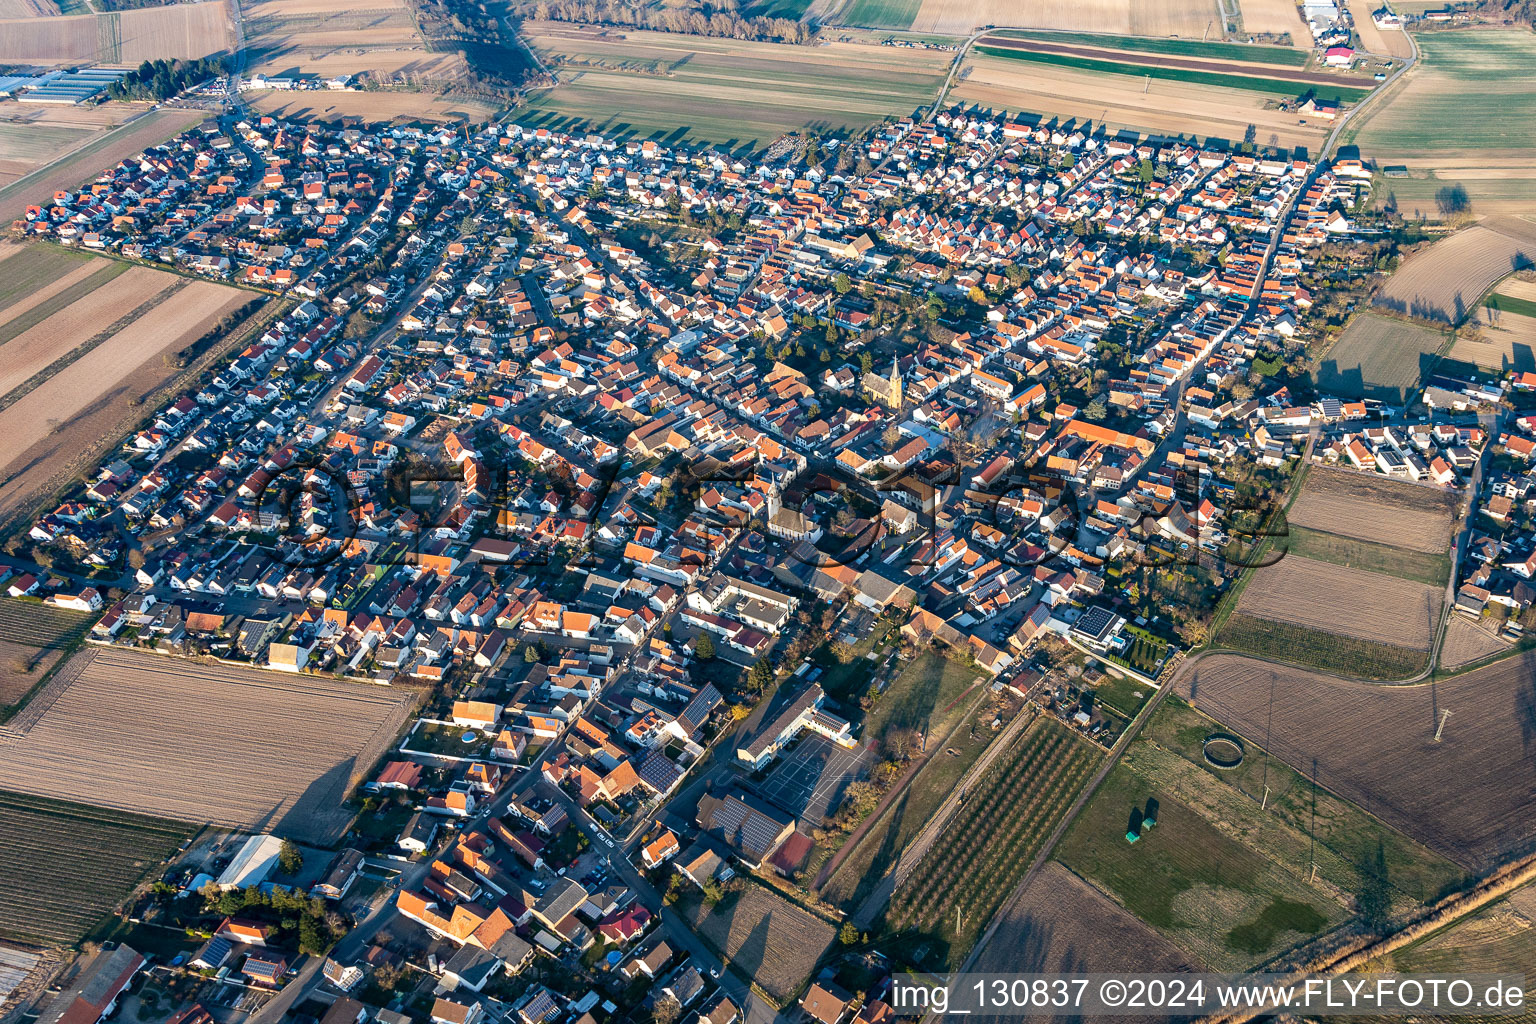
[862, 355, 903, 409]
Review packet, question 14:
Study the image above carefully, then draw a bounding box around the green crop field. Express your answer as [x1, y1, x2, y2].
[973, 45, 1372, 101]
[1487, 292, 1536, 320]
[0, 259, 131, 353]
[0, 790, 194, 946]
[1139, 700, 1467, 905]
[989, 29, 1310, 66]
[1348, 31, 1536, 218]
[1283, 525, 1452, 587]
[743, 0, 813, 16]
[1216, 613, 1431, 680]
[1059, 755, 1346, 969]
[1348, 32, 1536, 151]
[887, 718, 1100, 967]
[838, 0, 923, 29]
[0, 245, 93, 315]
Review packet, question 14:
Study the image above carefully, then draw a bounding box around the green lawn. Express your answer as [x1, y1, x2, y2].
[862, 648, 984, 746]
[1058, 760, 1345, 969]
[1088, 672, 1155, 718]
[407, 721, 493, 757]
[1283, 525, 1452, 587]
[974, 45, 1372, 101]
[813, 618, 898, 707]
[989, 28, 1310, 66]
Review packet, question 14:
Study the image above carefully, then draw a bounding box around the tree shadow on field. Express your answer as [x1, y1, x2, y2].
[271, 756, 358, 846]
[715, 909, 771, 994]
[1516, 672, 1536, 753]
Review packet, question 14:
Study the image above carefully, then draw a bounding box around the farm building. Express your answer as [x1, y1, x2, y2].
[215, 834, 285, 890]
[38, 944, 143, 1024]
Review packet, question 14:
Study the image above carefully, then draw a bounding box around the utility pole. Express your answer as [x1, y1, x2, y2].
[1434, 708, 1453, 742]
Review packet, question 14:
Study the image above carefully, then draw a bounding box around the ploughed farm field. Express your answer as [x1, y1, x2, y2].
[0, 647, 418, 844]
[1177, 652, 1536, 871]
[516, 25, 950, 149]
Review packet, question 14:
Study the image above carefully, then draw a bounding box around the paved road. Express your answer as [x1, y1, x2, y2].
[539, 782, 783, 1024]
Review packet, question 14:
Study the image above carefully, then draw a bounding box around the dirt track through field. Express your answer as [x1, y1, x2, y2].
[1178, 653, 1536, 870]
[0, 647, 418, 844]
[977, 34, 1358, 86]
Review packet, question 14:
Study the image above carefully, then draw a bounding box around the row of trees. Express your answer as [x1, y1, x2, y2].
[106, 58, 225, 102]
[523, 0, 815, 44]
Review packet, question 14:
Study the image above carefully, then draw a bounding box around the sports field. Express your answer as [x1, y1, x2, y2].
[517, 25, 950, 148]
[1349, 31, 1536, 217]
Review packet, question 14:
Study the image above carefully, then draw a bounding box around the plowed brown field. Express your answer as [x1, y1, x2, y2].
[1374, 220, 1536, 324]
[0, 266, 177, 399]
[1177, 652, 1536, 870]
[0, 647, 417, 844]
[1236, 555, 1441, 649]
[1287, 467, 1457, 554]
